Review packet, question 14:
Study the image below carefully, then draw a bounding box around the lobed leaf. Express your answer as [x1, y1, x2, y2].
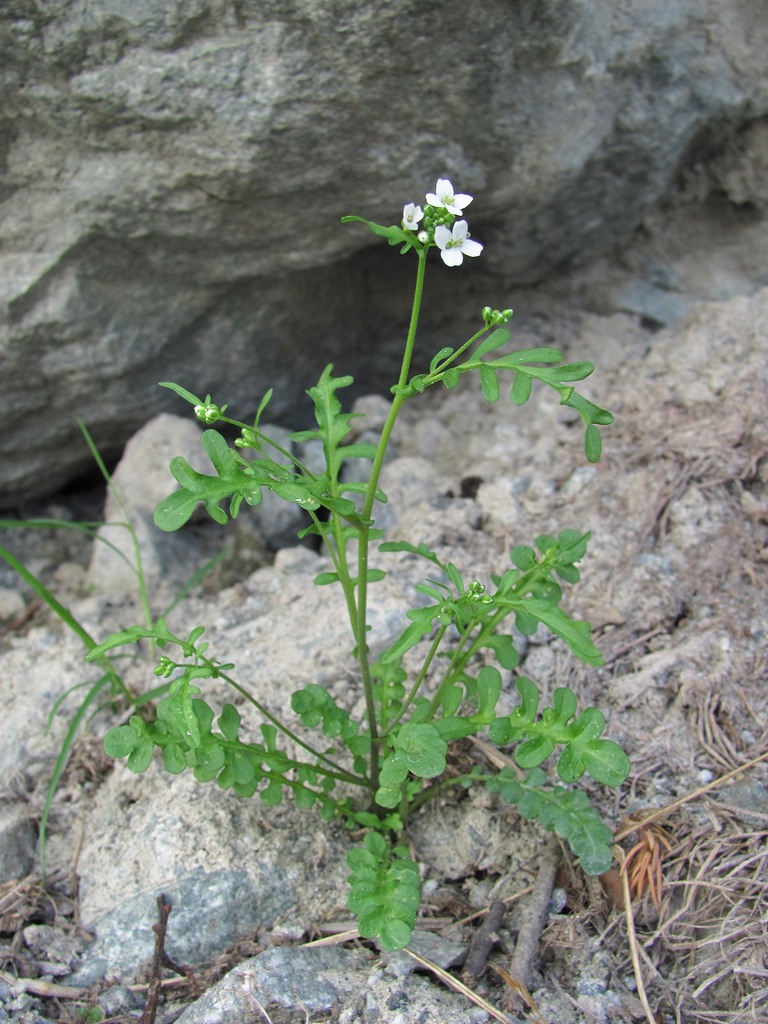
[488, 769, 616, 875]
[347, 835, 420, 950]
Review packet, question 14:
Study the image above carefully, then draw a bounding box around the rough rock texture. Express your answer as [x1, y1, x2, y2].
[173, 946, 490, 1024]
[2, 0, 768, 502]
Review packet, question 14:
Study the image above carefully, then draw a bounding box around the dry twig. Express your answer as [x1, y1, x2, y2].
[463, 897, 505, 985]
[505, 837, 559, 1015]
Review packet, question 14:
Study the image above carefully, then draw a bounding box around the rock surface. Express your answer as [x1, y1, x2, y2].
[3, 0, 768, 501]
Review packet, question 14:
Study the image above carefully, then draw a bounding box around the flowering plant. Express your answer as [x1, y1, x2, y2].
[89, 179, 628, 952]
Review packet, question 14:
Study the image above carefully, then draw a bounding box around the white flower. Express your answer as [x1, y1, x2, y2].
[434, 220, 483, 267]
[426, 178, 473, 215]
[402, 203, 423, 230]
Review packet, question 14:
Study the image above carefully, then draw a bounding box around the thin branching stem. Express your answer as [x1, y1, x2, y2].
[356, 248, 428, 794]
[213, 666, 367, 786]
[382, 624, 448, 737]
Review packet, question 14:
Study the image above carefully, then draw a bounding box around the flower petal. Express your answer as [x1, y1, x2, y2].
[434, 224, 452, 249]
[402, 202, 423, 228]
[440, 247, 464, 267]
[460, 238, 483, 258]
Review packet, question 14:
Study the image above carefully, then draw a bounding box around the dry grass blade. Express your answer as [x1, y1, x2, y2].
[613, 845, 658, 1024]
[694, 691, 747, 772]
[0, 874, 60, 934]
[643, 811, 768, 1023]
[613, 749, 768, 842]
[488, 962, 547, 1024]
[302, 927, 360, 947]
[404, 946, 515, 1024]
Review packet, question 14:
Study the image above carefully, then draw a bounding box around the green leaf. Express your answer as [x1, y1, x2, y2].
[253, 388, 273, 426]
[442, 367, 460, 389]
[510, 373, 532, 404]
[497, 346, 562, 364]
[218, 704, 241, 742]
[162, 744, 187, 774]
[341, 216, 414, 251]
[260, 778, 283, 806]
[473, 327, 511, 358]
[519, 600, 604, 666]
[105, 717, 155, 773]
[473, 667, 501, 720]
[550, 360, 594, 382]
[374, 784, 403, 808]
[347, 837, 420, 950]
[439, 683, 463, 718]
[379, 539, 441, 565]
[154, 429, 265, 531]
[481, 633, 519, 670]
[379, 919, 414, 951]
[127, 741, 154, 773]
[159, 381, 204, 406]
[154, 488, 202, 531]
[582, 740, 630, 786]
[430, 346, 455, 373]
[488, 770, 616, 875]
[516, 734, 555, 768]
[104, 723, 141, 759]
[584, 423, 602, 462]
[314, 571, 340, 586]
[479, 364, 500, 403]
[394, 722, 447, 779]
[380, 607, 440, 664]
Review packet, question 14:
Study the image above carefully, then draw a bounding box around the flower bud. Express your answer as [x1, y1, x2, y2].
[482, 307, 514, 327]
[194, 402, 222, 425]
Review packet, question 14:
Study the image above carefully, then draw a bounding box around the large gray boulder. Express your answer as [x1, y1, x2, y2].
[2, 0, 768, 503]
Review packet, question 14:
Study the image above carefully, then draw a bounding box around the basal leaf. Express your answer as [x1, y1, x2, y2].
[104, 723, 140, 759]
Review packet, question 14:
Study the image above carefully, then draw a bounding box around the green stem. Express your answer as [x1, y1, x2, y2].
[427, 633, 471, 719]
[427, 324, 489, 379]
[214, 666, 367, 786]
[356, 248, 429, 795]
[407, 773, 473, 814]
[221, 417, 318, 479]
[214, 737, 361, 787]
[382, 624, 447, 736]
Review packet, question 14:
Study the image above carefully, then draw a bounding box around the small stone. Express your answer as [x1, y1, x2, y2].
[0, 804, 36, 883]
